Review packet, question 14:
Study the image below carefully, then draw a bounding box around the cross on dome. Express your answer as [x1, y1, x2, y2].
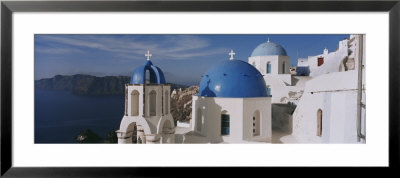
[145, 50, 152, 60]
[229, 49, 236, 60]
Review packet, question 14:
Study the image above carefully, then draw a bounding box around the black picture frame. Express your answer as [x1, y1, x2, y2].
[1, 0, 399, 177]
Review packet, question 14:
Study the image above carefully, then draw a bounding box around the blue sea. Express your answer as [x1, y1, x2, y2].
[34, 89, 124, 143]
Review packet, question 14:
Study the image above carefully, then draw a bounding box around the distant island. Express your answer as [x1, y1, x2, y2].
[35, 74, 188, 96]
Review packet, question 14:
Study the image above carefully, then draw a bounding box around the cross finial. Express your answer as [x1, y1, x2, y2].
[145, 50, 152, 60]
[229, 49, 236, 60]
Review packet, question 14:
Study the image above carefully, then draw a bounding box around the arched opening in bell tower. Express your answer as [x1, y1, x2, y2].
[149, 90, 157, 116]
[164, 90, 169, 114]
[131, 90, 139, 116]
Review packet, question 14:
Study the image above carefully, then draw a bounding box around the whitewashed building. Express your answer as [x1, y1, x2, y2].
[297, 58, 309, 67]
[116, 35, 366, 144]
[248, 39, 310, 104]
[245, 36, 366, 143]
[308, 36, 359, 77]
[189, 51, 272, 143]
[291, 35, 366, 143]
[116, 51, 175, 144]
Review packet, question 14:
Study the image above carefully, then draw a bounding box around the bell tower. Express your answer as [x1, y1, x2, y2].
[116, 50, 175, 144]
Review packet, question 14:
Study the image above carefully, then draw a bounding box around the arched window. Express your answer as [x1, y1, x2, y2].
[161, 120, 173, 143]
[128, 122, 138, 144]
[149, 90, 157, 116]
[164, 90, 169, 114]
[344, 57, 355, 71]
[145, 70, 150, 84]
[221, 111, 230, 135]
[162, 120, 172, 134]
[266, 85, 272, 97]
[196, 108, 202, 132]
[131, 90, 139, 116]
[266, 62, 271, 74]
[282, 61, 286, 74]
[317, 109, 323, 136]
[253, 110, 260, 136]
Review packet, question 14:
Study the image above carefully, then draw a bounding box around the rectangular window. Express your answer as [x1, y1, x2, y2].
[267, 88, 272, 97]
[318, 57, 324, 66]
[221, 114, 230, 135]
[317, 110, 323, 137]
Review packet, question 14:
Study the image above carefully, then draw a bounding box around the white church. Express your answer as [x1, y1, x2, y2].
[116, 34, 366, 144]
[190, 50, 272, 143]
[116, 51, 175, 144]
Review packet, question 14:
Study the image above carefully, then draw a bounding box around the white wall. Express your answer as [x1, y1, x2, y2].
[291, 71, 361, 143]
[243, 98, 272, 141]
[249, 55, 294, 104]
[249, 55, 290, 75]
[191, 96, 271, 143]
[191, 96, 244, 142]
[177, 121, 190, 128]
[264, 75, 288, 103]
[309, 38, 350, 77]
[297, 58, 309, 67]
[275, 74, 292, 85]
[263, 75, 309, 104]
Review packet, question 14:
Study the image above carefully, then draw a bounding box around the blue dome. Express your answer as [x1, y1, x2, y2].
[199, 60, 267, 98]
[251, 41, 287, 57]
[130, 60, 166, 84]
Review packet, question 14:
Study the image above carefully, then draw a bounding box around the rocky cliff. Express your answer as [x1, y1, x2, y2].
[35, 74, 187, 96]
[170, 86, 199, 122]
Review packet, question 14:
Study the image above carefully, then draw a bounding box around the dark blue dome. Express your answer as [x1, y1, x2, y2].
[130, 60, 166, 84]
[199, 60, 267, 98]
[251, 41, 287, 57]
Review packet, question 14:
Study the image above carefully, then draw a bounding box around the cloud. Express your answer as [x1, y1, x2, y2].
[162, 48, 227, 59]
[35, 35, 227, 60]
[35, 46, 85, 54]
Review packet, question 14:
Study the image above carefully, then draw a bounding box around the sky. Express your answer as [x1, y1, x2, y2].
[35, 34, 349, 85]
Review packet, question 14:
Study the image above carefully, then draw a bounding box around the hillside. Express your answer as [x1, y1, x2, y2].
[170, 86, 199, 122]
[35, 74, 188, 96]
